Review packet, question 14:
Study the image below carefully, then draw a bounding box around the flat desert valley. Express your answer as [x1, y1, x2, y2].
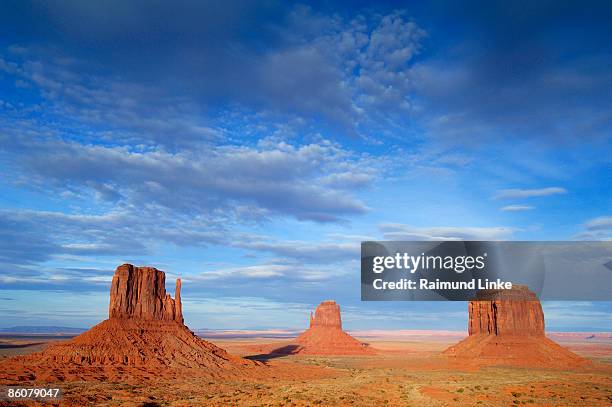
[1, 330, 611, 406]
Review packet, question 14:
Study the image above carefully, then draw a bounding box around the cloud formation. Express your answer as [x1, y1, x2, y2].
[2, 135, 374, 223]
[495, 187, 567, 200]
[233, 238, 358, 263]
[500, 205, 534, 212]
[0, 6, 427, 141]
[379, 224, 515, 241]
[575, 216, 612, 240]
[585, 216, 612, 231]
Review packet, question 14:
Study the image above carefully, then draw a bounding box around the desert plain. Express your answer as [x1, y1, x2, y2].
[1, 330, 611, 406]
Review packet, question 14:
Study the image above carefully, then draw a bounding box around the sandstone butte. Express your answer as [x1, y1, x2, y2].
[0, 264, 256, 383]
[444, 284, 588, 368]
[285, 300, 373, 355]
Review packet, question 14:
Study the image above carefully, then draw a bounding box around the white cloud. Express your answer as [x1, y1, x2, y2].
[192, 261, 345, 283]
[252, 7, 427, 134]
[585, 216, 612, 231]
[197, 265, 289, 280]
[574, 215, 612, 240]
[379, 223, 516, 240]
[542, 302, 612, 329]
[495, 187, 567, 199]
[0, 8, 427, 142]
[234, 238, 358, 262]
[4, 135, 376, 223]
[500, 204, 534, 212]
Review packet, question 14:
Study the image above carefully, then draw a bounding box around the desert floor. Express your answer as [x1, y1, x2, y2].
[1, 333, 611, 406]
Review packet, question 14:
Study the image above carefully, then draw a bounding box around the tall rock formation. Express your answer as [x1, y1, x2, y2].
[281, 300, 373, 355]
[444, 285, 587, 368]
[1, 264, 255, 383]
[310, 300, 343, 328]
[109, 264, 183, 323]
[468, 285, 544, 336]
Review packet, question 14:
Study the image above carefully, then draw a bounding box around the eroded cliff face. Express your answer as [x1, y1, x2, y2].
[311, 300, 342, 329]
[468, 285, 544, 336]
[109, 264, 183, 323]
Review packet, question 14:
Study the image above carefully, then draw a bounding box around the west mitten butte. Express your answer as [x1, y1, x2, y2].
[0, 264, 256, 383]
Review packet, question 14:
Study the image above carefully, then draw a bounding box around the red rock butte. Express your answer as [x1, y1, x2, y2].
[444, 285, 588, 368]
[467, 285, 545, 336]
[109, 264, 183, 322]
[288, 300, 373, 355]
[0, 264, 255, 383]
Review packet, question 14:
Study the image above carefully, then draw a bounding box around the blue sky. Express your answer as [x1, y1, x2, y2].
[0, 0, 611, 331]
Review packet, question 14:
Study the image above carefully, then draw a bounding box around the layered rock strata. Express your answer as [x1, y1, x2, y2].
[468, 285, 544, 336]
[109, 264, 183, 322]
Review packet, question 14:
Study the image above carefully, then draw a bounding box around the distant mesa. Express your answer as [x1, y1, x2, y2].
[0, 264, 256, 383]
[0, 326, 86, 334]
[276, 300, 373, 356]
[444, 285, 588, 368]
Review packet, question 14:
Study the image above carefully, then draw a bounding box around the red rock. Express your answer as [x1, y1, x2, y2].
[310, 300, 343, 328]
[109, 264, 183, 323]
[1, 264, 257, 383]
[468, 285, 544, 336]
[444, 285, 588, 368]
[286, 300, 373, 356]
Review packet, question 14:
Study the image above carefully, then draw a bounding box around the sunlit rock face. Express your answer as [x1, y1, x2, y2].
[310, 300, 343, 329]
[109, 264, 183, 323]
[468, 285, 544, 336]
